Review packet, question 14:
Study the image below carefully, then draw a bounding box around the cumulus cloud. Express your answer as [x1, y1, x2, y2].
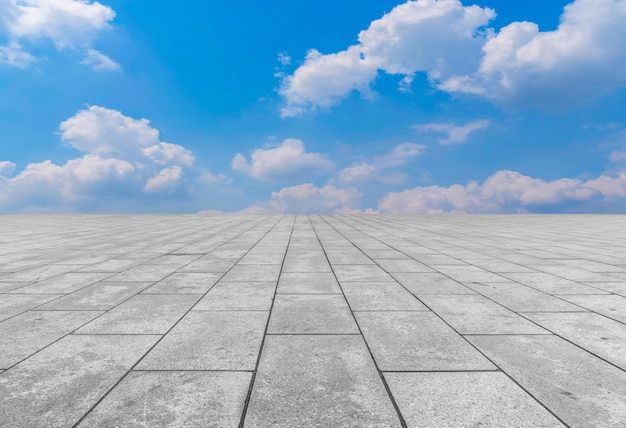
[280, 0, 626, 114]
[0, 106, 204, 212]
[242, 183, 362, 214]
[232, 139, 333, 181]
[0, 0, 117, 69]
[413, 119, 490, 144]
[334, 142, 424, 185]
[377, 170, 626, 213]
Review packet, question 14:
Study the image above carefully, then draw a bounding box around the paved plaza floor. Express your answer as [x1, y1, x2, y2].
[0, 214, 625, 427]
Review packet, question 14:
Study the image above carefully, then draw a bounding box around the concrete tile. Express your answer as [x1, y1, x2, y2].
[0, 310, 102, 368]
[179, 258, 237, 273]
[0, 282, 31, 293]
[244, 335, 400, 427]
[194, 281, 275, 310]
[556, 294, 626, 323]
[523, 312, 626, 370]
[281, 255, 332, 273]
[356, 311, 495, 371]
[8, 272, 112, 294]
[420, 295, 549, 334]
[465, 282, 584, 312]
[137, 311, 267, 370]
[146, 254, 202, 266]
[333, 264, 395, 282]
[277, 272, 340, 294]
[0, 264, 79, 282]
[375, 258, 435, 272]
[0, 334, 159, 428]
[327, 253, 374, 264]
[221, 264, 281, 282]
[499, 272, 609, 294]
[468, 335, 626, 428]
[0, 294, 64, 322]
[583, 282, 626, 296]
[342, 282, 428, 311]
[431, 265, 507, 282]
[107, 264, 178, 282]
[141, 272, 221, 294]
[385, 372, 564, 428]
[76, 258, 148, 273]
[268, 294, 358, 334]
[77, 294, 200, 334]
[37, 281, 151, 310]
[238, 252, 285, 264]
[394, 272, 476, 295]
[78, 371, 251, 428]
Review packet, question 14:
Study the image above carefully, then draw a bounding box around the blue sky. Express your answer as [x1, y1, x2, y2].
[1, 0, 626, 213]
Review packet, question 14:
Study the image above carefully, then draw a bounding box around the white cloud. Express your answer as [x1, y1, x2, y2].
[414, 119, 490, 144]
[81, 48, 119, 72]
[377, 170, 626, 213]
[242, 183, 362, 214]
[279, 0, 495, 116]
[280, 0, 626, 114]
[0, 0, 117, 69]
[0, 106, 204, 212]
[609, 151, 626, 163]
[0, 161, 16, 176]
[232, 139, 332, 181]
[277, 51, 291, 66]
[334, 142, 424, 185]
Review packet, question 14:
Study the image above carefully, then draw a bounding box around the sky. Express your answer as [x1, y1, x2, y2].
[1, 0, 626, 214]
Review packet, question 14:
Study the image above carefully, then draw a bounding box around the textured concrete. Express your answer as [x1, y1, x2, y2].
[1, 214, 626, 427]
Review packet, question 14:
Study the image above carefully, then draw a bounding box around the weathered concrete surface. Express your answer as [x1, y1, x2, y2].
[1, 214, 626, 427]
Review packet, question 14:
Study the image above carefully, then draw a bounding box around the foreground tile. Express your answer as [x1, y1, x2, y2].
[356, 311, 495, 371]
[142, 272, 221, 294]
[385, 372, 564, 428]
[221, 264, 281, 282]
[465, 282, 584, 312]
[523, 312, 626, 370]
[77, 295, 199, 334]
[277, 272, 340, 293]
[468, 335, 626, 428]
[0, 294, 64, 322]
[0, 310, 102, 368]
[38, 281, 151, 310]
[0, 282, 31, 293]
[195, 281, 276, 310]
[107, 264, 178, 282]
[244, 335, 400, 427]
[78, 371, 251, 428]
[137, 311, 267, 370]
[333, 265, 395, 282]
[268, 294, 358, 334]
[420, 295, 548, 334]
[341, 282, 428, 311]
[557, 295, 626, 323]
[0, 334, 159, 428]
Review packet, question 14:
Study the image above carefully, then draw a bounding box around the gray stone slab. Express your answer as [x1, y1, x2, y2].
[523, 312, 626, 370]
[499, 272, 609, 294]
[0, 310, 102, 369]
[0, 264, 79, 282]
[583, 282, 626, 297]
[465, 282, 585, 312]
[146, 254, 202, 266]
[244, 335, 401, 427]
[141, 272, 221, 294]
[137, 311, 268, 370]
[420, 295, 549, 334]
[37, 281, 151, 310]
[375, 258, 435, 272]
[268, 294, 358, 334]
[385, 372, 564, 428]
[221, 264, 281, 282]
[327, 253, 375, 264]
[555, 294, 626, 323]
[342, 282, 429, 311]
[179, 258, 237, 273]
[281, 255, 332, 273]
[431, 265, 507, 282]
[333, 264, 395, 282]
[0, 294, 64, 322]
[355, 311, 495, 371]
[8, 272, 112, 294]
[78, 371, 251, 428]
[76, 294, 199, 334]
[0, 282, 31, 293]
[76, 258, 148, 273]
[0, 334, 159, 428]
[468, 334, 626, 428]
[393, 272, 476, 295]
[277, 272, 340, 294]
[238, 252, 285, 264]
[107, 264, 178, 282]
[194, 281, 275, 310]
